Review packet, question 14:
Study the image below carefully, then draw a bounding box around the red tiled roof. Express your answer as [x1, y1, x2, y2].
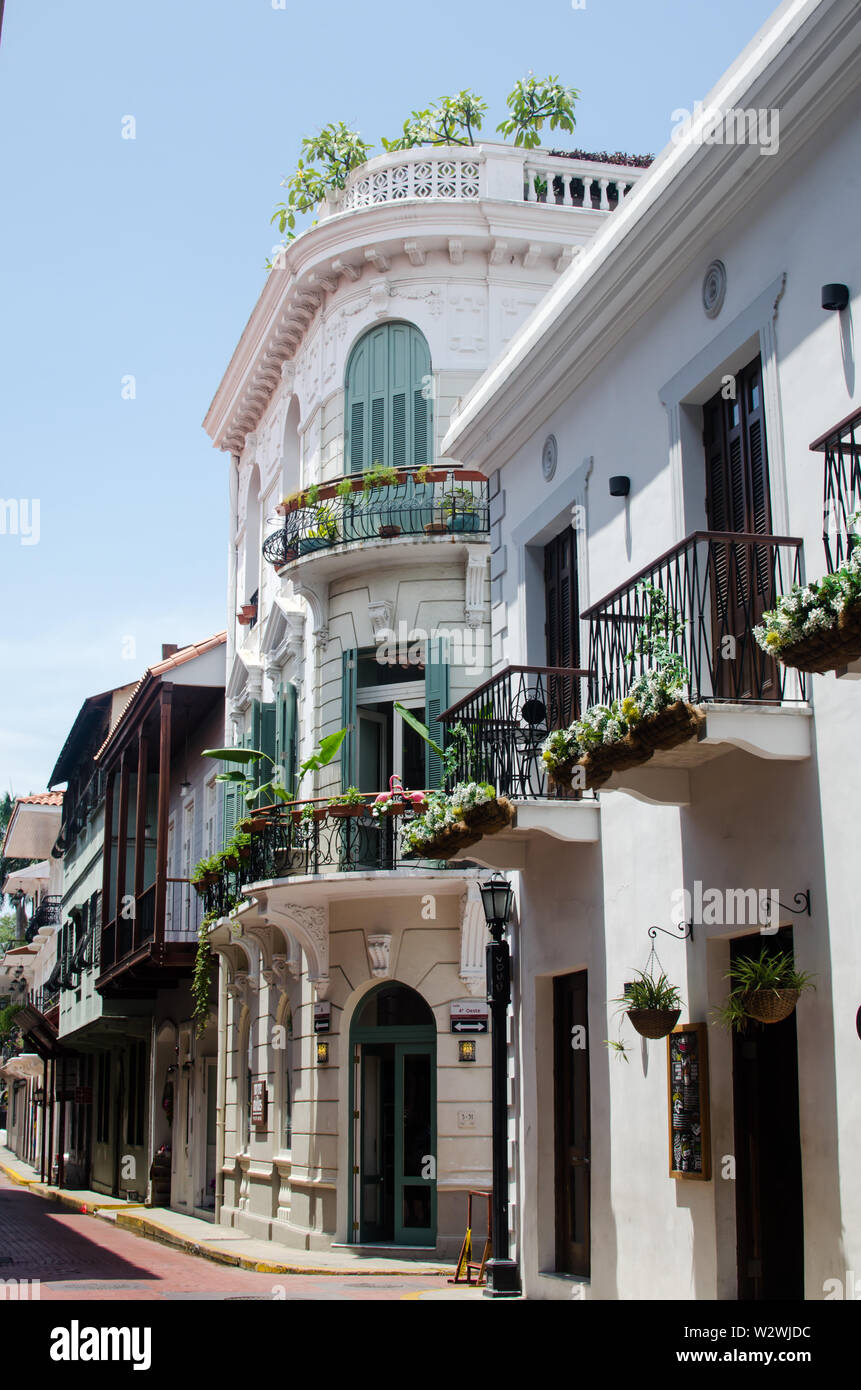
[95, 632, 227, 761]
[15, 792, 64, 807]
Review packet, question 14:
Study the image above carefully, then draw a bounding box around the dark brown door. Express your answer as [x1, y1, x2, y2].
[554, 971, 590, 1276]
[703, 357, 777, 699]
[545, 527, 581, 731]
[732, 929, 804, 1300]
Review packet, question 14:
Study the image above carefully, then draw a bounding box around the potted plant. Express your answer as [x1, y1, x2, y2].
[754, 534, 861, 673]
[399, 790, 481, 860]
[361, 461, 401, 498]
[229, 830, 253, 861]
[300, 503, 338, 555]
[236, 814, 268, 836]
[717, 946, 815, 1029]
[290, 801, 327, 826]
[442, 486, 481, 533]
[449, 780, 514, 835]
[614, 970, 683, 1039]
[237, 603, 258, 625]
[191, 855, 222, 895]
[326, 787, 366, 818]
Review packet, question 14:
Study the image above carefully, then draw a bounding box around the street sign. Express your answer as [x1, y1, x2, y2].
[450, 1000, 488, 1034]
[314, 1002, 331, 1034]
[251, 1079, 267, 1127]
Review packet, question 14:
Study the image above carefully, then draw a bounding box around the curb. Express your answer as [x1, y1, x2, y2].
[114, 1210, 451, 1277]
[3, 1159, 451, 1279]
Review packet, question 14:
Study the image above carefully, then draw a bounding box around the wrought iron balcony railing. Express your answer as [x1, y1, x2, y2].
[30, 896, 62, 932]
[262, 468, 489, 570]
[811, 407, 861, 573]
[583, 531, 806, 707]
[440, 665, 591, 800]
[202, 796, 469, 919]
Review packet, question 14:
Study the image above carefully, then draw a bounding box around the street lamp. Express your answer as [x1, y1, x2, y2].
[479, 871, 521, 1298]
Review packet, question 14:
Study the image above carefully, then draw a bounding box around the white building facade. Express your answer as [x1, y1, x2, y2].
[443, 0, 861, 1299]
[203, 141, 647, 1254]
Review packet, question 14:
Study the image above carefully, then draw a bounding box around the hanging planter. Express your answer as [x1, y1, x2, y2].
[457, 794, 515, 837]
[717, 946, 815, 1031]
[404, 821, 481, 860]
[768, 599, 861, 673]
[754, 547, 861, 673]
[614, 970, 684, 1040]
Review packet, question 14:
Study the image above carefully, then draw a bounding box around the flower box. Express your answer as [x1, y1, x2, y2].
[772, 598, 861, 673]
[577, 702, 704, 790]
[326, 803, 365, 819]
[291, 806, 327, 825]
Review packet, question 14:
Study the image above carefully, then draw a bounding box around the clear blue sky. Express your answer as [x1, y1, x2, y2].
[0, 0, 779, 795]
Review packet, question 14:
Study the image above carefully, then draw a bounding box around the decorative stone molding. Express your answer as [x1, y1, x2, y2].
[702, 259, 727, 319]
[448, 238, 464, 265]
[365, 247, 391, 273]
[489, 240, 508, 265]
[366, 933, 392, 978]
[265, 899, 329, 997]
[523, 243, 542, 269]
[393, 283, 444, 317]
[368, 600, 394, 644]
[232, 971, 259, 1004]
[332, 258, 361, 283]
[464, 548, 488, 628]
[459, 883, 487, 997]
[404, 240, 426, 267]
[313, 627, 329, 652]
[370, 279, 391, 316]
[280, 361, 296, 386]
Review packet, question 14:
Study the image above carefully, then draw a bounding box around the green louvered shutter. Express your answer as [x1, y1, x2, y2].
[424, 636, 450, 789]
[276, 682, 298, 797]
[222, 781, 238, 849]
[345, 323, 433, 474]
[341, 650, 358, 790]
[260, 702, 277, 801]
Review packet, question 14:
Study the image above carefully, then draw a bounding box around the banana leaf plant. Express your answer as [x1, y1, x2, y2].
[203, 728, 348, 809]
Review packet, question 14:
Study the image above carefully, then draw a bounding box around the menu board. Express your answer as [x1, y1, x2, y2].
[667, 1023, 711, 1180]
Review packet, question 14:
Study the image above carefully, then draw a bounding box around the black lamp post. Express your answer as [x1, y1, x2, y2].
[479, 871, 521, 1298]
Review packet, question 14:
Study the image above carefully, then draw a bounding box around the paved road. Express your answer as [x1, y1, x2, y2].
[0, 1172, 455, 1301]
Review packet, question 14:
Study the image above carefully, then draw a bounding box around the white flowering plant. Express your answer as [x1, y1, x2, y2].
[449, 781, 496, 812]
[399, 791, 460, 855]
[754, 537, 861, 654]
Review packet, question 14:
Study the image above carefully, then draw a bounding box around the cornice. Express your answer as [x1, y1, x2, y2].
[442, 0, 861, 472]
[202, 196, 607, 456]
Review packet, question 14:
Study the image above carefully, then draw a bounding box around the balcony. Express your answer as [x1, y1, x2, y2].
[98, 881, 197, 995]
[262, 467, 489, 574]
[320, 144, 649, 222]
[812, 406, 861, 573]
[30, 896, 62, 931]
[438, 666, 600, 850]
[582, 531, 812, 803]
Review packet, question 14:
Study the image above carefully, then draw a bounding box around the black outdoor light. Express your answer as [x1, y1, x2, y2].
[821, 283, 850, 312]
[479, 871, 521, 1298]
[609, 475, 631, 497]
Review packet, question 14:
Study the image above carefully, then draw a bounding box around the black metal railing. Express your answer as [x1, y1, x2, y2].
[583, 531, 806, 707]
[30, 896, 62, 933]
[812, 407, 861, 573]
[202, 797, 468, 919]
[165, 878, 203, 943]
[100, 882, 156, 972]
[262, 468, 489, 569]
[440, 666, 591, 800]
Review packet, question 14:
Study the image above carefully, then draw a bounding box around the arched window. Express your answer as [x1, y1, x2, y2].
[344, 322, 433, 474]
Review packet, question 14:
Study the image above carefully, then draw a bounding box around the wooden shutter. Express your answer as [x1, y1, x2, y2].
[544, 528, 579, 669]
[341, 650, 358, 790]
[276, 682, 297, 798]
[424, 636, 450, 789]
[260, 701, 277, 776]
[344, 323, 433, 473]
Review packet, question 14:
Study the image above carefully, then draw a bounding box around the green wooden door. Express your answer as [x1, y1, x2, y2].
[355, 1039, 436, 1247]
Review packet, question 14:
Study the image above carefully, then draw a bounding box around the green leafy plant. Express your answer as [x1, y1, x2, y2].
[382, 90, 487, 151]
[754, 529, 861, 655]
[203, 727, 348, 810]
[604, 1038, 630, 1063]
[415, 464, 434, 485]
[309, 503, 338, 541]
[192, 909, 219, 1036]
[716, 947, 816, 1032]
[335, 477, 356, 501]
[191, 854, 222, 887]
[272, 123, 373, 242]
[326, 786, 364, 807]
[497, 74, 579, 149]
[304, 482, 321, 507]
[441, 486, 478, 516]
[361, 462, 400, 503]
[613, 970, 683, 1014]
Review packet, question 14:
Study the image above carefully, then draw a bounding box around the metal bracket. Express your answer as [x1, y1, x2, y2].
[648, 921, 694, 945]
[776, 890, 811, 918]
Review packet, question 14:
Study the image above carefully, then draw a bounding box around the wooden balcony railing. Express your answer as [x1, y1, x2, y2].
[440, 665, 591, 800]
[583, 531, 807, 707]
[262, 467, 489, 570]
[811, 406, 861, 573]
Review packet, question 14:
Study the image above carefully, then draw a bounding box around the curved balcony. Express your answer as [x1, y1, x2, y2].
[262, 467, 489, 573]
[203, 796, 471, 920]
[319, 143, 650, 222]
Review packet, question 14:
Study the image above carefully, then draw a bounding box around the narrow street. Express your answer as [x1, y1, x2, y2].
[0, 1173, 458, 1301]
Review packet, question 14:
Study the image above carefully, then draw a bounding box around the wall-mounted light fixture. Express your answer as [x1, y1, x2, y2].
[609, 476, 630, 497]
[316, 1040, 330, 1065]
[458, 1039, 476, 1064]
[822, 283, 850, 312]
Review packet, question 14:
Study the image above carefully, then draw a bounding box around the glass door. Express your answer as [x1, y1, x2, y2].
[356, 1040, 436, 1246]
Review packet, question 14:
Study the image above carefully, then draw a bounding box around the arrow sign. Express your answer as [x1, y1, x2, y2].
[451, 1019, 488, 1033]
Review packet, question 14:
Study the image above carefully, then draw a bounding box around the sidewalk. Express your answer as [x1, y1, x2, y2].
[0, 1147, 458, 1279]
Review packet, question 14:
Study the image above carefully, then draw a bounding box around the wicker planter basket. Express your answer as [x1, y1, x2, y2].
[743, 987, 800, 1024]
[632, 702, 704, 754]
[775, 600, 861, 673]
[626, 1007, 681, 1039]
[577, 734, 644, 789]
[546, 759, 580, 790]
[407, 822, 481, 860]
[459, 797, 515, 837]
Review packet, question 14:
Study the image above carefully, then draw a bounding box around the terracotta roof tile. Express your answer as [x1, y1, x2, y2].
[15, 792, 64, 807]
[94, 632, 227, 761]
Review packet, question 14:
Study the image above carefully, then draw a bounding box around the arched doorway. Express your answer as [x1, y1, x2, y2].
[349, 982, 436, 1247]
